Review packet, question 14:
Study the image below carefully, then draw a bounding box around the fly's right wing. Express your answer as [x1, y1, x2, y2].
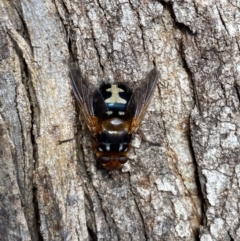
[69, 64, 107, 133]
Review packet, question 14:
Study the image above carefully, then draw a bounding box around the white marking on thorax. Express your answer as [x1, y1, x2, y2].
[119, 143, 123, 152]
[105, 85, 127, 104]
[105, 143, 110, 151]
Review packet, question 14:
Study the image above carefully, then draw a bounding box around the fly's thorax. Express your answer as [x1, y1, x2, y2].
[101, 117, 129, 131]
[97, 117, 132, 153]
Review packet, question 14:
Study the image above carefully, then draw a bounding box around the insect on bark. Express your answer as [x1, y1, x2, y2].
[70, 64, 159, 170]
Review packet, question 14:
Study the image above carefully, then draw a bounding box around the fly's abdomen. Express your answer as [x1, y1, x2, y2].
[94, 83, 133, 119]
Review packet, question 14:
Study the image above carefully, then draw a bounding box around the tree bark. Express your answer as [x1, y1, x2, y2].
[0, 0, 239, 240]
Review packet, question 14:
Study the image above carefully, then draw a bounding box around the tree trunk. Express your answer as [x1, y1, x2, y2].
[0, 0, 239, 240]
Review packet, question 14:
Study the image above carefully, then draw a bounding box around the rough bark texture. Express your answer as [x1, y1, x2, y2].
[0, 0, 239, 240]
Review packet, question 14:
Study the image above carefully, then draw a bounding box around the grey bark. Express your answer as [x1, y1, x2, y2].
[0, 0, 239, 241]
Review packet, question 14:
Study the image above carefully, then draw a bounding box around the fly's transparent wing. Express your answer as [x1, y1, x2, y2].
[126, 68, 159, 133]
[69, 63, 107, 133]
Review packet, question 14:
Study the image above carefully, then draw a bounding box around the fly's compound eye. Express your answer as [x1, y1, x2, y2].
[118, 156, 128, 164]
[97, 156, 111, 164]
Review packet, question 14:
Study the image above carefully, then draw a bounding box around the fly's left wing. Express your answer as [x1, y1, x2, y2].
[126, 68, 159, 133]
[69, 64, 107, 133]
